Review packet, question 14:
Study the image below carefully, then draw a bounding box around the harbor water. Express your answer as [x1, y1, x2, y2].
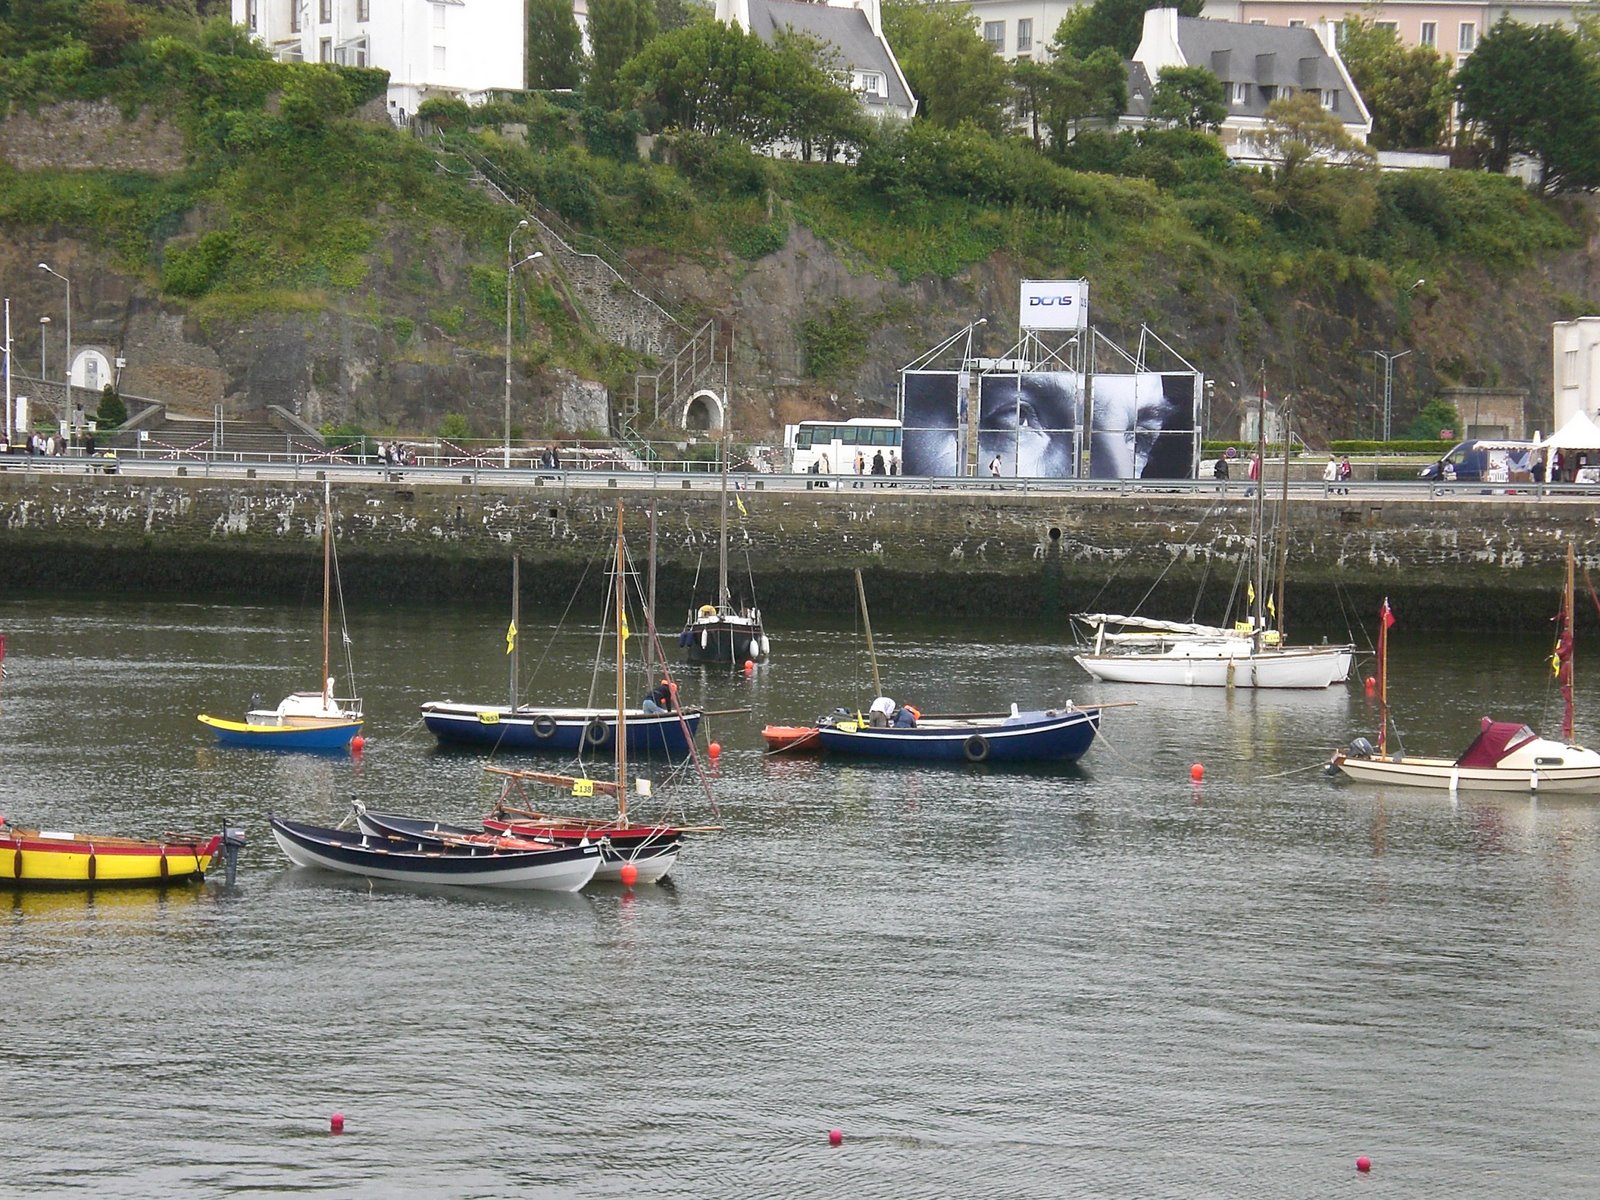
[2, 596, 1598, 1197]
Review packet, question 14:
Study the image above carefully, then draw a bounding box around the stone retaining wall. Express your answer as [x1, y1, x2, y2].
[0, 473, 1595, 629]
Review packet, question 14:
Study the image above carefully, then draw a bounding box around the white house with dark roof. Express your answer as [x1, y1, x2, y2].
[233, 0, 525, 123]
[716, 0, 917, 124]
[1128, 7, 1371, 163]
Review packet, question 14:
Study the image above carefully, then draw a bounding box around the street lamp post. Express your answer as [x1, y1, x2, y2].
[1370, 349, 1412, 442]
[38, 263, 70, 417]
[503, 221, 548, 469]
[39, 315, 49, 380]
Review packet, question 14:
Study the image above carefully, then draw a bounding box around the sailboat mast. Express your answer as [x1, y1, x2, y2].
[1274, 402, 1291, 643]
[1377, 598, 1390, 756]
[1251, 376, 1267, 654]
[717, 433, 730, 611]
[321, 480, 332, 702]
[647, 501, 658, 676]
[855, 568, 882, 699]
[1563, 542, 1576, 742]
[615, 505, 629, 827]
[509, 554, 520, 710]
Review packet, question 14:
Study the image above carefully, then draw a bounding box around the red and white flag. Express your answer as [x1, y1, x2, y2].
[1380, 600, 1396, 629]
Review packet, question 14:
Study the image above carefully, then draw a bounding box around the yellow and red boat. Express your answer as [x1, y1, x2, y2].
[1, 819, 223, 887]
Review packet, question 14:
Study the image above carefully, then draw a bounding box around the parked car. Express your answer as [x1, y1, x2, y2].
[1418, 439, 1535, 483]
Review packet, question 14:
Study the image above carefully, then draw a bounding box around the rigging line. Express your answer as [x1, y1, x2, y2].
[521, 548, 601, 707]
[1116, 493, 1232, 618]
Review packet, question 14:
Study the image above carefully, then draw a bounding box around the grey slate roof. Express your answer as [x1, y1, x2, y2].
[1168, 16, 1356, 123]
[742, 0, 912, 111]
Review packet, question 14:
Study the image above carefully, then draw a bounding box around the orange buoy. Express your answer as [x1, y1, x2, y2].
[1364, 675, 1376, 693]
[1190, 762, 1204, 781]
[330, 1112, 345, 1135]
[827, 1128, 843, 1147]
[708, 741, 721, 759]
[618, 861, 639, 887]
[743, 659, 755, 674]
[351, 735, 365, 753]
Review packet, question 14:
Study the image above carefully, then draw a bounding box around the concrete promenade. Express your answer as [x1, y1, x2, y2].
[0, 458, 1594, 629]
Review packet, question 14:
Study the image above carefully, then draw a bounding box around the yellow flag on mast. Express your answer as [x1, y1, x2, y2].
[505, 620, 517, 655]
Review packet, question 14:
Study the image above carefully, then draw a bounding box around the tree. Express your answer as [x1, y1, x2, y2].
[587, 0, 658, 111]
[437, 413, 471, 441]
[772, 29, 869, 162]
[97, 385, 127, 430]
[881, 0, 1009, 134]
[1338, 16, 1451, 150]
[1255, 91, 1378, 240]
[1148, 65, 1225, 132]
[1406, 397, 1459, 440]
[1456, 18, 1600, 195]
[83, 0, 147, 67]
[1055, 0, 1203, 60]
[527, 0, 583, 91]
[1034, 46, 1127, 153]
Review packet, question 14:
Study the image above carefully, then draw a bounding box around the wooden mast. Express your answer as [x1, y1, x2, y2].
[1251, 373, 1267, 656]
[855, 568, 882, 699]
[1273, 401, 1291, 645]
[1377, 598, 1392, 756]
[321, 479, 332, 704]
[615, 504, 629, 827]
[508, 554, 520, 710]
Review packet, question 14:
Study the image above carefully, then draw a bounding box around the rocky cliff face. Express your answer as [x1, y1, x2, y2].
[6, 100, 1597, 441]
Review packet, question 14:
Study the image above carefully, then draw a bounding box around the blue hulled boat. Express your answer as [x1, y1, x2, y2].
[418, 702, 700, 756]
[814, 705, 1102, 764]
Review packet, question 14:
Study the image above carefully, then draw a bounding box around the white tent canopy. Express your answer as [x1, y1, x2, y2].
[1537, 411, 1600, 450]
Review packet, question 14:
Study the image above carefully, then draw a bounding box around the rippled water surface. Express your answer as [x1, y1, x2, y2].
[3, 594, 1599, 1198]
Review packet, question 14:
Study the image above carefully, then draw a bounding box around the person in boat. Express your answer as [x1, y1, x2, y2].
[868, 696, 896, 727]
[642, 679, 677, 715]
[892, 704, 920, 727]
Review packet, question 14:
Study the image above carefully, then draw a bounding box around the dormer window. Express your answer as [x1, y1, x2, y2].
[1231, 81, 1248, 104]
[853, 70, 884, 98]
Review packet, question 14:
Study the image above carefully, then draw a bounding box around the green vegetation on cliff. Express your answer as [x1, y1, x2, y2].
[0, 2, 1587, 434]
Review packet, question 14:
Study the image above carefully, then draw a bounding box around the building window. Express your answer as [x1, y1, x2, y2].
[320, 0, 332, 22]
[319, 37, 331, 61]
[1321, 90, 1339, 112]
[1459, 22, 1476, 51]
[290, 3, 300, 33]
[1017, 18, 1033, 52]
[1565, 349, 1579, 385]
[853, 70, 883, 96]
[1249, 19, 1265, 25]
[357, 0, 370, 20]
[245, 0, 257, 31]
[1419, 21, 1436, 47]
[433, 44, 447, 70]
[434, 4, 447, 29]
[983, 21, 1005, 51]
[1375, 21, 1397, 33]
[1288, 19, 1304, 28]
[1231, 81, 1248, 105]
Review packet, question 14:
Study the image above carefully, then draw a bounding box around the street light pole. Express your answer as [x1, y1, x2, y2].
[39, 315, 49, 379]
[38, 264, 70, 415]
[504, 220, 529, 469]
[1370, 349, 1412, 442]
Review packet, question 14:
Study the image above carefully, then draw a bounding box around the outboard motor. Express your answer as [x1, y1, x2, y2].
[1347, 737, 1375, 758]
[219, 822, 248, 887]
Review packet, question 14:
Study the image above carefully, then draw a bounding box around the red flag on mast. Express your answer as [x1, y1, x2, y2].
[1381, 600, 1396, 629]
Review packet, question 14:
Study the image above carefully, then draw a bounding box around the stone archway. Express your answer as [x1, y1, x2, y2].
[683, 388, 724, 432]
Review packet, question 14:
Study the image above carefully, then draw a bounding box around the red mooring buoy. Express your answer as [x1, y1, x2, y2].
[1190, 762, 1204, 781]
[708, 741, 722, 759]
[618, 861, 639, 887]
[330, 1112, 345, 1135]
[827, 1128, 843, 1147]
[1356, 1156, 1371, 1173]
[350, 735, 365, 754]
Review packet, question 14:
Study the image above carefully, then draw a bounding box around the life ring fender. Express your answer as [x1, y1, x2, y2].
[583, 717, 610, 746]
[531, 714, 559, 740]
[699, 604, 716, 617]
[963, 734, 990, 763]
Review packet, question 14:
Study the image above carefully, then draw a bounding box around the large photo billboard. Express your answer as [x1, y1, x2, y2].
[978, 372, 1081, 478]
[1019, 279, 1088, 332]
[1088, 372, 1201, 479]
[900, 370, 964, 477]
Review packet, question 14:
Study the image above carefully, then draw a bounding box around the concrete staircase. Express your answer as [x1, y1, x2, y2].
[110, 404, 327, 460]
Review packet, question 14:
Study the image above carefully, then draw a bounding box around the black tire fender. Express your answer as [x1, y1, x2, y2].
[531, 714, 558, 740]
[963, 734, 990, 763]
[584, 717, 610, 746]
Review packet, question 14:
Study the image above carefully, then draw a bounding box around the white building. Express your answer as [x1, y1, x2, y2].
[232, 0, 525, 122]
[952, 0, 1079, 61]
[1552, 317, 1600, 429]
[717, 0, 917, 124]
[1128, 7, 1370, 163]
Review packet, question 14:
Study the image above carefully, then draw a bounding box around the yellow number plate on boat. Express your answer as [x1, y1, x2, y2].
[477, 712, 499, 724]
[572, 779, 595, 798]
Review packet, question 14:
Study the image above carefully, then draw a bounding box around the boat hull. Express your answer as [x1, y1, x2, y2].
[681, 617, 768, 666]
[480, 815, 682, 883]
[269, 816, 601, 891]
[1, 826, 220, 887]
[419, 703, 699, 756]
[199, 714, 362, 751]
[1074, 646, 1352, 689]
[1331, 750, 1600, 793]
[815, 707, 1101, 764]
[762, 725, 823, 752]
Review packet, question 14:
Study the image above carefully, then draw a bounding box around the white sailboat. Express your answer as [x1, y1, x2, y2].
[681, 434, 769, 666]
[1073, 390, 1351, 689]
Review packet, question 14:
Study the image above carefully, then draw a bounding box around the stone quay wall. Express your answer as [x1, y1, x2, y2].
[1, 472, 1596, 631]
